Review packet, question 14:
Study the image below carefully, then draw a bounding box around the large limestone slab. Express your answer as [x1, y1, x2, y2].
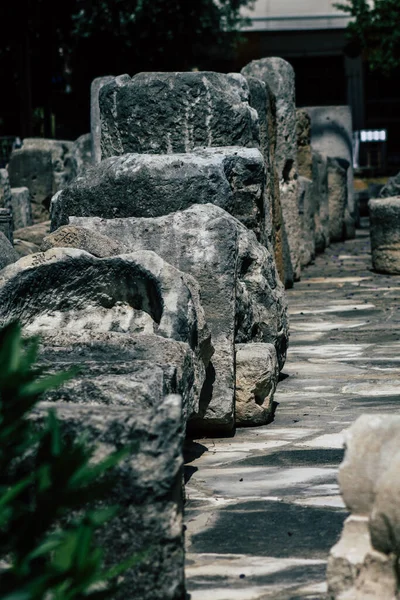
[0, 248, 212, 421]
[73, 133, 92, 176]
[241, 58, 301, 281]
[8, 138, 76, 222]
[99, 71, 258, 158]
[369, 196, 400, 274]
[50, 147, 267, 244]
[32, 397, 186, 600]
[70, 204, 289, 433]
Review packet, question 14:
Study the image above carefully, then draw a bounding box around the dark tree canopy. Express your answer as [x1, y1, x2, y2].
[0, 0, 254, 138]
[337, 0, 400, 75]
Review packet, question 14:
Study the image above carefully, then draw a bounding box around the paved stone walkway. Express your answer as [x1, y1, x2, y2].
[184, 220, 400, 600]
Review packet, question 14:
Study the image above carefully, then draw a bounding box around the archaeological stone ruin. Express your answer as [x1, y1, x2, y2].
[2, 55, 400, 599]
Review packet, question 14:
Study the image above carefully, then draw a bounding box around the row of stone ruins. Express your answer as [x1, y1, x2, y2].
[1, 57, 399, 599]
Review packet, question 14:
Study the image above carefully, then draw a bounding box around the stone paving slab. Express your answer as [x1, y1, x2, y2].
[184, 220, 400, 599]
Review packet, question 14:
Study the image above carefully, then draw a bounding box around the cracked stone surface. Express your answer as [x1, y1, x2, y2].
[184, 219, 400, 599]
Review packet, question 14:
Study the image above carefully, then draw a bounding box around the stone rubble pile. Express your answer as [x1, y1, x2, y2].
[327, 415, 400, 600]
[0, 58, 361, 600]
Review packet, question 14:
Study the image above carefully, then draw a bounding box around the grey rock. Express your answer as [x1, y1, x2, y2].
[243, 74, 293, 288]
[312, 151, 329, 252]
[10, 187, 33, 229]
[13, 239, 40, 257]
[99, 72, 258, 158]
[380, 172, 400, 199]
[73, 133, 92, 176]
[38, 331, 201, 424]
[0, 168, 12, 210]
[369, 196, 400, 274]
[0, 248, 212, 421]
[338, 414, 400, 516]
[31, 396, 185, 600]
[0, 231, 19, 270]
[13, 220, 50, 246]
[41, 225, 128, 257]
[91, 76, 115, 163]
[50, 147, 267, 244]
[296, 108, 312, 180]
[304, 105, 356, 236]
[327, 157, 348, 243]
[8, 138, 76, 222]
[71, 204, 288, 433]
[0, 208, 13, 243]
[235, 343, 279, 426]
[241, 58, 302, 281]
[298, 176, 315, 267]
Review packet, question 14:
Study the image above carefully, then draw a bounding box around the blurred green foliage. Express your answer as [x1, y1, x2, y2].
[0, 322, 138, 600]
[337, 0, 400, 75]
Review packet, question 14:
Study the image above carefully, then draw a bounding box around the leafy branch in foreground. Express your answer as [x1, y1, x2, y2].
[0, 321, 139, 600]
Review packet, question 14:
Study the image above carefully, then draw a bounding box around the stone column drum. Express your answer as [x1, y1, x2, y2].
[369, 196, 400, 274]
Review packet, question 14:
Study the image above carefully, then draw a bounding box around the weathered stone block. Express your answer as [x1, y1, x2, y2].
[327, 157, 348, 243]
[0, 248, 213, 421]
[380, 172, 400, 199]
[235, 343, 278, 426]
[70, 204, 288, 433]
[99, 72, 258, 158]
[10, 187, 33, 229]
[91, 75, 115, 163]
[312, 150, 329, 252]
[50, 147, 267, 244]
[304, 105, 356, 236]
[369, 197, 400, 274]
[41, 224, 127, 257]
[32, 396, 186, 600]
[0, 231, 18, 270]
[8, 139, 75, 222]
[13, 220, 50, 247]
[243, 74, 293, 288]
[298, 176, 315, 267]
[0, 208, 13, 243]
[296, 108, 312, 180]
[0, 168, 12, 210]
[242, 58, 301, 281]
[73, 133, 92, 176]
